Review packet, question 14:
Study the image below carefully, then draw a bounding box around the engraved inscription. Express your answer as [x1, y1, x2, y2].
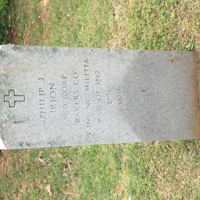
[4, 90, 25, 107]
[38, 78, 46, 118]
[62, 75, 69, 121]
[84, 59, 92, 136]
[95, 71, 102, 124]
[107, 89, 112, 104]
[73, 72, 80, 123]
[117, 89, 123, 105]
[49, 83, 57, 113]
[36, 61, 125, 129]
[84, 59, 90, 92]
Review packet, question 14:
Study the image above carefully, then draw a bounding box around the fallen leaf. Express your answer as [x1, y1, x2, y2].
[38, 157, 46, 166]
[46, 184, 52, 197]
[67, 14, 72, 18]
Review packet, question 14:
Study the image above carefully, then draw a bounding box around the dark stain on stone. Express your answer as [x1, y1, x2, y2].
[121, 51, 199, 142]
[52, 47, 58, 53]
[19, 141, 30, 147]
[12, 45, 22, 51]
[0, 50, 7, 58]
[13, 118, 29, 124]
[168, 54, 180, 63]
[168, 59, 174, 63]
[14, 120, 26, 124]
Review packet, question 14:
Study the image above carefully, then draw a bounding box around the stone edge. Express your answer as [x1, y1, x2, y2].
[193, 52, 200, 139]
[0, 45, 5, 148]
[0, 137, 6, 149]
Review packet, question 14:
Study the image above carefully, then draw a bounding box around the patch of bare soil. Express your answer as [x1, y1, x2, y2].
[38, 0, 49, 24]
[0, 151, 11, 178]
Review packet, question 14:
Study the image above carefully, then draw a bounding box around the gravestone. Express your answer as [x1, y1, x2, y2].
[0, 45, 199, 149]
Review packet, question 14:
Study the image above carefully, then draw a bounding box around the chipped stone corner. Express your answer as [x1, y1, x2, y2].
[0, 136, 6, 149]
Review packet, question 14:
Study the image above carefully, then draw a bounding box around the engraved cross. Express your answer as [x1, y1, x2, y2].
[4, 90, 25, 107]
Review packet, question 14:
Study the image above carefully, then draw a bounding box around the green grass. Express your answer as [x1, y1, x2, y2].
[0, 0, 9, 43]
[1, 0, 200, 199]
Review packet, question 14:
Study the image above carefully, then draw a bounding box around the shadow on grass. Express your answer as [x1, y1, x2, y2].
[0, 0, 9, 44]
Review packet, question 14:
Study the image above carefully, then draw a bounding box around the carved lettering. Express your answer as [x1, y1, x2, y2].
[63, 104, 69, 120]
[84, 59, 90, 92]
[38, 78, 46, 118]
[37, 68, 110, 127]
[73, 72, 79, 85]
[117, 89, 123, 105]
[74, 90, 80, 105]
[62, 75, 68, 99]
[96, 90, 101, 101]
[86, 96, 91, 109]
[74, 105, 80, 123]
[62, 75, 70, 121]
[97, 106, 102, 123]
[95, 71, 101, 85]
[107, 89, 112, 104]
[49, 83, 57, 113]
[86, 115, 91, 128]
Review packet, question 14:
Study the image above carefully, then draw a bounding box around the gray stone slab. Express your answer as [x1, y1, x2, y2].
[0, 45, 199, 149]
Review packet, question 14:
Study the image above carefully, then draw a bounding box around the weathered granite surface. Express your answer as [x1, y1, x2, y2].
[0, 45, 199, 149]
